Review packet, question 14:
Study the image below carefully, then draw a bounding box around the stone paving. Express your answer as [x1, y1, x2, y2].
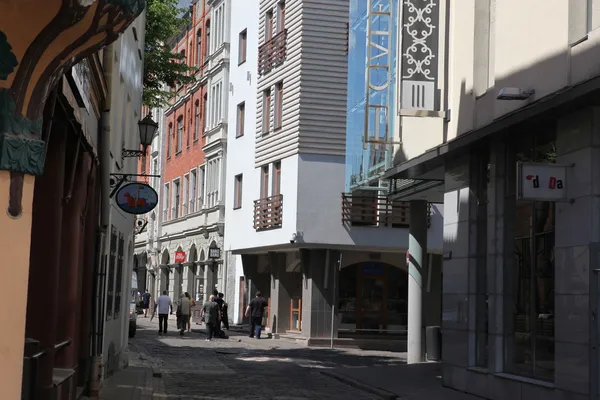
[129, 317, 407, 399]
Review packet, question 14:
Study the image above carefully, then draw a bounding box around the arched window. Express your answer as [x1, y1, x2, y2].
[194, 100, 200, 140]
[196, 29, 202, 66]
[167, 123, 173, 158]
[176, 116, 183, 153]
[205, 20, 211, 57]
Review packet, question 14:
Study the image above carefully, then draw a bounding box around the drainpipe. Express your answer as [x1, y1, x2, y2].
[89, 43, 114, 398]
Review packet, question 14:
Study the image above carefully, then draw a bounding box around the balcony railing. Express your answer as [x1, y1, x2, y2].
[253, 194, 283, 231]
[258, 29, 287, 76]
[341, 193, 431, 228]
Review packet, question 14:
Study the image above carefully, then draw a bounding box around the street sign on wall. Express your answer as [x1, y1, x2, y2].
[174, 251, 186, 263]
[115, 183, 158, 215]
[517, 162, 568, 201]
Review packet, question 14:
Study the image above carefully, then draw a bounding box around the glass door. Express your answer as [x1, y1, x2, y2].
[290, 298, 302, 331]
[356, 263, 387, 332]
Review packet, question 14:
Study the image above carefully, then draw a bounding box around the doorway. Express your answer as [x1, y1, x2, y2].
[338, 262, 408, 335]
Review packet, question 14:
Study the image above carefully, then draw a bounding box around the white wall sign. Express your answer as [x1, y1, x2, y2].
[517, 162, 568, 201]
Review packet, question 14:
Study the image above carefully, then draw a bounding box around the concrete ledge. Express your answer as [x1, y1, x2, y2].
[320, 370, 399, 400]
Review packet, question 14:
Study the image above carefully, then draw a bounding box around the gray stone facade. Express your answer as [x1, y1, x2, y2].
[441, 106, 600, 400]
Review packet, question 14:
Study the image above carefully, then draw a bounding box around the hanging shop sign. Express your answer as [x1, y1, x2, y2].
[174, 251, 186, 263]
[115, 183, 158, 215]
[517, 162, 568, 202]
[208, 245, 221, 260]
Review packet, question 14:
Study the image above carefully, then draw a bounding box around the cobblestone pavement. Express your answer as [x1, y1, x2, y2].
[130, 317, 406, 399]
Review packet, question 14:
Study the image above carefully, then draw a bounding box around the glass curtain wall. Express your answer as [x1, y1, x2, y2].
[506, 123, 556, 381]
[345, 0, 398, 190]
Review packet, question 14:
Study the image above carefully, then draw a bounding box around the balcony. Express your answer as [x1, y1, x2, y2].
[341, 192, 431, 228]
[258, 29, 287, 76]
[253, 194, 283, 231]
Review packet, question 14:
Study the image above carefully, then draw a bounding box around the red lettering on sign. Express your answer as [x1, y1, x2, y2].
[548, 176, 556, 189]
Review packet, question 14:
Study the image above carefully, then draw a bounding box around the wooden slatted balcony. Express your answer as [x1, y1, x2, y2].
[254, 194, 283, 231]
[258, 29, 287, 76]
[341, 192, 431, 228]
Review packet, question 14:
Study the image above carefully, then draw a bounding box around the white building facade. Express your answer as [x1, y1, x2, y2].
[101, 13, 147, 375]
[224, 0, 443, 342]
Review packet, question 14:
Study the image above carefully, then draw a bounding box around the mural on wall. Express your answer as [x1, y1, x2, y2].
[0, 0, 144, 216]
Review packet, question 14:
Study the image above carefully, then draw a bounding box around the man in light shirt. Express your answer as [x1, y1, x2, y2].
[156, 290, 173, 336]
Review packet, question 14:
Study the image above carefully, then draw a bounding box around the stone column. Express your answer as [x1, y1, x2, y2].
[408, 200, 428, 364]
[205, 262, 217, 301]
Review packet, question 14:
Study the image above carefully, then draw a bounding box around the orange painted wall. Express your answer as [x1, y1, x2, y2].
[0, 172, 35, 400]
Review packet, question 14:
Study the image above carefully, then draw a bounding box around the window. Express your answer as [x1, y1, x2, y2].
[234, 174, 243, 209]
[275, 81, 283, 129]
[177, 117, 183, 153]
[113, 233, 124, 318]
[199, 165, 206, 207]
[273, 162, 281, 196]
[262, 88, 271, 134]
[277, 1, 285, 33]
[164, 183, 170, 220]
[239, 29, 247, 64]
[203, 92, 208, 131]
[152, 158, 159, 189]
[205, 20, 211, 57]
[210, 81, 223, 127]
[237, 102, 245, 137]
[167, 123, 173, 158]
[187, 112, 191, 147]
[106, 227, 117, 320]
[265, 10, 274, 42]
[173, 179, 180, 219]
[196, 29, 202, 66]
[183, 174, 189, 216]
[506, 125, 556, 381]
[194, 101, 200, 141]
[190, 169, 197, 213]
[261, 165, 269, 199]
[474, 150, 489, 367]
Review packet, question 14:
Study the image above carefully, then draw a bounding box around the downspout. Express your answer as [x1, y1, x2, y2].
[90, 43, 114, 398]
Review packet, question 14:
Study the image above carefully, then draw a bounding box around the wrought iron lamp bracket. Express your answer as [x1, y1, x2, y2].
[109, 173, 161, 199]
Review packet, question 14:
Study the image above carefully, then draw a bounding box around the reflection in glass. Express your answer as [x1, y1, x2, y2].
[508, 125, 555, 381]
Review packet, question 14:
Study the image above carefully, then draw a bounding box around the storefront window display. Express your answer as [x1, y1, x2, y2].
[506, 124, 556, 381]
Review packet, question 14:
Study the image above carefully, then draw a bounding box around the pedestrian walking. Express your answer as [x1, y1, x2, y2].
[176, 293, 183, 331]
[178, 292, 191, 336]
[156, 290, 173, 336]
[142, 290, 151, 317]
[245, 291, 268, 339]
[201, 295, 220, 341]
[213, 289, 224, 337]
[187, 294, 195, 332]
[219, 292, 230, 330]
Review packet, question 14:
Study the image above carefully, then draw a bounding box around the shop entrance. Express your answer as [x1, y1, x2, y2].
[338, 262, 408, 336]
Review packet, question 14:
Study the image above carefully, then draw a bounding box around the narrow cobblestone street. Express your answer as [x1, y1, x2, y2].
[129, 317, 406, 399]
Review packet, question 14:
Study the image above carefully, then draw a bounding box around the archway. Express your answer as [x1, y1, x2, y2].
[338, 262, 408, 336]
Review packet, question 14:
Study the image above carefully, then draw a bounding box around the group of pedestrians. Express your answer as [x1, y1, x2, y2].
[152, 289, 230, 340]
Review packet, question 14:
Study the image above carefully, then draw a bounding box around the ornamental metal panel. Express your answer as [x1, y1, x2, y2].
[400, 0, 440, 111]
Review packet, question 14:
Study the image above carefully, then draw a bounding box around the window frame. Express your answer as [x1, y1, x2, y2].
[261, 165, 269, 199]
[262, 88, 271, 134]
[234, 174, 243, 209]
[265, 10, 274, 42]
[196, 28, 202, 66]
[176, 116, 183, 154]
[194, 100, 200, 141]
[173, 179, 181, 219]
[164, 183, 170, 220]
[190, 168, 197, 213]
[183, 173, 190, 216]
[236, 102, 245, 138]
[273, 161, 281, 196]
[274, 81, 283, 130]
[277, 1, 286, 33]
[238, 29, 247, 65]
[167, 123, 173, 158]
